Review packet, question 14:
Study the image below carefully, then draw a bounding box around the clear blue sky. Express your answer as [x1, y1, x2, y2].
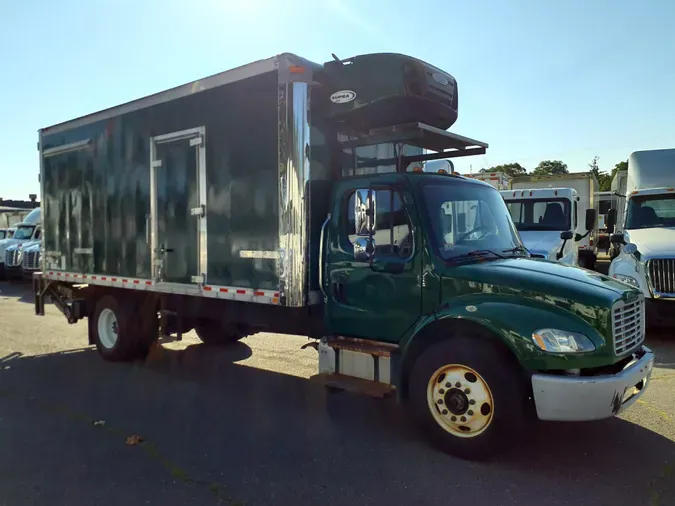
[1, 0, 673, 199]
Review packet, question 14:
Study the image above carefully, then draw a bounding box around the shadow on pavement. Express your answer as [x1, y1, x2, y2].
[0, 342, 673, 506]
[0, 280, 34, 304]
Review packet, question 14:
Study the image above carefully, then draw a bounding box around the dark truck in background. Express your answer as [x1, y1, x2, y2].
[34, 52, 653, 460]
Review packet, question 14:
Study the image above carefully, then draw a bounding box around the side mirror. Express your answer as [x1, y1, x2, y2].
[622, 243, 638, 255]
[560, 230, 574, 241]
[585, 208, 597, 231]
[610, 233, 625, 245]
[606, 208, 617, 230]
[353, 236, 376, 262]
[354, 189, 376, 236]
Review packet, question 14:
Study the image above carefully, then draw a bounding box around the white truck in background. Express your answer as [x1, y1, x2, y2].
[607, 148, 675, 327]
[0, 207, 41, 280]
[461, 171, 511, 190]
[500, 172, 599, 269]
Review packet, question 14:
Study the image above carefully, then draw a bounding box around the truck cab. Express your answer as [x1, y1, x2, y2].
[0, 207, 41, 279]
[500, 187, 597, 267]
[608, 149, 675, 326]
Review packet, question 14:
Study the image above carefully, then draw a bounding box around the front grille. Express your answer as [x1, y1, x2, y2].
[22, 250, 40, 271]
[4, 249, 20, 267]
[648, 258, 675, 297]
[612, 295, 645, 355]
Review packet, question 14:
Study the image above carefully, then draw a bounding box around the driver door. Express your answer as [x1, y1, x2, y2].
[325, 178, 423, 343]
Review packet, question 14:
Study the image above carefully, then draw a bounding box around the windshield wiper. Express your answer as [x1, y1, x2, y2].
[447, 249, 505, 262]
[502, 245, 528, 255]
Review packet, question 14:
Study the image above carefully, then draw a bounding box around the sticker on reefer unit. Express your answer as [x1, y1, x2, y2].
[330, 90, 356, 104]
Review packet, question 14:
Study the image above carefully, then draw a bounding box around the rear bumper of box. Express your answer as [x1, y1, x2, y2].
[531, 346, 654, 421]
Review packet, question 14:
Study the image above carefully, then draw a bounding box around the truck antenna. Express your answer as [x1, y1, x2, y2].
[331, 53, 342, 63]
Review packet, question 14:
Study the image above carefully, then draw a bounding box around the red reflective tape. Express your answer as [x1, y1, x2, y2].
[49, 272, 54, 275]
[65, 274, 70, 277]
[219, 288, 228, 293]
[111, 278, 117, 282]
[133, 280, 139, 284]
[145, 281, 152, 285]
[92, 276, 97, 280]
[274, 292, 280, 297]
[203, 286, 212, 291]
[122, 279, 128, 283]
[253, 291, 264, 296]
[236, 289, 246, 294]
[73, 274, 78, 278]
[82, 275, 87, 279]
[57, 273, 61, 276]
[101, 277, 107, 280]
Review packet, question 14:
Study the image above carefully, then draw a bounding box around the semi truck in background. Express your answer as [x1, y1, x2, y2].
[500, 173, 599, 269]
[608, 148, 675, 327]
[32, 51, 652, 460]
[0, 207, 41, 280]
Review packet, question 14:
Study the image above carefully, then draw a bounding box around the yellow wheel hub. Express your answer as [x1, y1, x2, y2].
[427, 364, 494, 438]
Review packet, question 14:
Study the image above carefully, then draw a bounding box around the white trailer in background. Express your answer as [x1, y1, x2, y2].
[500, 173, 599, 269]
[608, 148, 675, 327]
[461, 171, 511, 190]
[596, 191, 615, 251]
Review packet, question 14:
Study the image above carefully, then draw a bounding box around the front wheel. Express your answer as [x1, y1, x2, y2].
[408, 335, 528, 461]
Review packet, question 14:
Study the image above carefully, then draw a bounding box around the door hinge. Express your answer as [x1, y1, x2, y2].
[189, 136, 203, 147]
[190, 205, 206, 217]
[191, 275, 205, 284]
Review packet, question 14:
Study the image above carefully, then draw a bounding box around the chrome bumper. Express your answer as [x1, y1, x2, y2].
[531, 346, 654, 421]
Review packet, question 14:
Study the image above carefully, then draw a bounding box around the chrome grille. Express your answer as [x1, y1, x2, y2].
[4, 249, 20, 267]
[612, 295, 645, 356]
[22, 250, 41, 271]
[648, 258, 675, 298]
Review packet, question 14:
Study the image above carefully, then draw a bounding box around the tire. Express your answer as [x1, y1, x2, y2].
[195, 320, 244, 346]
[408, 335, 528, 461]
[91, 295, 157, 361]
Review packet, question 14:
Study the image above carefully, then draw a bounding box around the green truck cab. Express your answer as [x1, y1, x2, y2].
[34, 52, 653, 460]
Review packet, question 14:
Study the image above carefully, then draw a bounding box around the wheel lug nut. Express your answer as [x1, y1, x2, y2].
[455, 382, 461, 388]
[442, 409, 448, 415]
[445, 382, 451, 388]
[461, 416, 467, 422]
[439, 388, 445, 394]
[451, 416, 457, 422]
[469, 399, 476, 405]
[468, 410, 474, 416]
[437, 399, 443, 405]
[464, 388, 470, 394]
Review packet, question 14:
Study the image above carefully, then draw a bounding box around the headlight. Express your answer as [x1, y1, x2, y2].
[612, 274, 640, 288]
[532, 328, 596, 353]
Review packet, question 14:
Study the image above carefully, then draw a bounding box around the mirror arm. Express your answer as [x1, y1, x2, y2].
[556, 239, 568, 260]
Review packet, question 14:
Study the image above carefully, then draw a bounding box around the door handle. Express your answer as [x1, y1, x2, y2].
[332, 280, 345, 302]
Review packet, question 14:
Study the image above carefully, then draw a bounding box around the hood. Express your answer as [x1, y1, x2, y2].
[625, 227, 675, 258]
[518, 231, 563, 259]
[442, 257, 634, 309]
[22, 241, 41, 252]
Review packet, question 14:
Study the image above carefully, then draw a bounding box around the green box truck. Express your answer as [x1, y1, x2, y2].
[33, 52, 654, 460]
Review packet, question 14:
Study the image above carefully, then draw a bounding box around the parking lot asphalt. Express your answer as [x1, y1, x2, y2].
[0, 269, 673, 505]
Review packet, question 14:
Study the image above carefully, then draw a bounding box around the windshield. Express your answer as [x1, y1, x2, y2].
[13, 225, 35, 240]
[625, 194, 675, 229]
[504, 198, 571, 231]
[422, 182, 522, 260]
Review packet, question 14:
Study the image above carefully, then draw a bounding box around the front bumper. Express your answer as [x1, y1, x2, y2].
[531, 346, 654, 421]
[4, 264, 21, 279]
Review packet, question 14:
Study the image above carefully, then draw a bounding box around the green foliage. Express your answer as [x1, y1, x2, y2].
[532, 160, 569, 175]
[480, 163, 527, 178]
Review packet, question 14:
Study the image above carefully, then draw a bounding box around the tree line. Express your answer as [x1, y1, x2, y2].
[479, 158, 628, 191]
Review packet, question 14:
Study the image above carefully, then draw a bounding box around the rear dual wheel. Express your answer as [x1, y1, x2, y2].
[408, 335, 528, 461]
[92, 295, 158, 361]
